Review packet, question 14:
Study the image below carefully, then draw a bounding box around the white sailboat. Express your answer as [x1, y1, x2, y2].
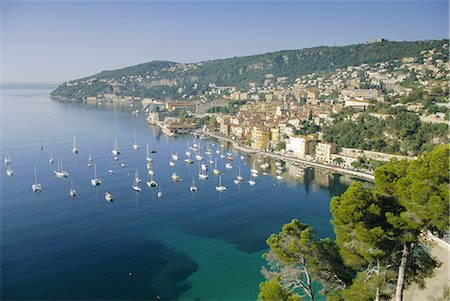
[146, 144, 153, 163]
[135, 168, 142, 183]
[6, 165, 14, 176]
[157, 184, 163, 198]
[132, 173, 142, 193]
[215, 175, 227, 192]
[90, 162, 101, 186]
[69, 180, 77, 197]
[54, 158, 69, 178]
[32, 164, 42, 192]
[235, 165, 244, 183]
[225, 162, 232, 169]
[190, 178, 198, 192]
[184, 153, 194, 164]
[201, 162, 208, 172]
[49, 151, 54, 164]
[104, 192, 114, 202]
[248, 173, 256, 186]
[171, 151, 179, 161]
[72, 135, 79, 154]
[88, 150, 93, 167]
[112, 138, 120, 156]
[169, 160, 176, 167]
[132, 131, 139, 150]
[4, 152, 11, 166]
[146, 173, 158, 188]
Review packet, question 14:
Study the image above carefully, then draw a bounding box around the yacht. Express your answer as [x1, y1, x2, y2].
[54, 158, 69, 178]
[69, 180, 77, 197]
[32, 164, 42, 192]
[4, 152, 11, 166]
[184, 155, 194, 164]
[113, 156, 119, 161]
[189, 178, 198, 192]
[6, 166, 14, 176]
[169, 160, 176, 167]
[215, 176, 227, 192]
[157, 186, 163, 198]
[108, 169, 114, 174]
[90, 163, 101, 186]
[171, 151, 179, 161]
[213, 158, 220, 175]
[236, 165, 244, 182]
[132, 131, 139, 150]
[49, 152, 54, 164]
[201, 162, 208, 172]
[195, 151, 203, 161]
[146, 144, 153, 163]
[248, 173, 256, 186]
[135, 169, 141, 183]
[171, 172, 180, 182]
[227, 154, 233, 161]
[104, 192, 114, 202]
[146, 174, 158, 188]
[147, 165, 155, 176]
[198, 172, 208, 180]
[132, 174, 142, 193]
[120, 163, 126, 168]
[276, 175, 284, 180]
[72, 136, 79, 154]
[225, 162, 232, 169]
[112, 138, 120, 156]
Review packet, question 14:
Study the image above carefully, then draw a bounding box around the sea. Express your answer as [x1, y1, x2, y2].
[0, 86, 370, 300]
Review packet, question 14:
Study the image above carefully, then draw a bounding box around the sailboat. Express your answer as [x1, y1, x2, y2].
[171, 172, 180, 182]
[4, 152, 11, 166]
[49, 151, 54, 164]
[69, 180, 77, 197]
[215, 175, 227, 192]
[171, 151, 179, 161]
[225, 162, 232, 169]
[184, 153, 194, 164]
[213, 158, 220, 175]
[132, 131, 139, 150]
[146, 144, 153, 163]
[112, 138, 120, 156]
[54, 158, 69, 178]
[248, 173, 256, 186]
[90, 162, 101, 186]
[132, 172, 142, 193]
[104, 192, 114, 202]
[88, 150, 93, 167]
[234, 165, 243, 184]
[6, 165, 14, 176]
[32, 164, 42, 192]
[201, 162, 208, 172]
[72, 136, 79, 154]
[169, 160, 176, 167]
[157, 184, 163, 198]
[190, 178, 198, 192]
[135, 168, 142, 183]
[198, 162, 208, 180]
[146, 173, 158, 188]
[185, 141, 191, 156]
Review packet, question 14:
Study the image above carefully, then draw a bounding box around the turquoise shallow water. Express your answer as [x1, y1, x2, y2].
[0, 87, 367, 300]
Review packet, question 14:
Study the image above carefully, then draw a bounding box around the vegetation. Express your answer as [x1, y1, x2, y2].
[259, 144, 449, 300]
[322, 110, 448, 156]
[51, 39, 448, 100]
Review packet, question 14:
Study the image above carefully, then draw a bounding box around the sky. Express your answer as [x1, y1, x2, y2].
[1, 1, 448, 84]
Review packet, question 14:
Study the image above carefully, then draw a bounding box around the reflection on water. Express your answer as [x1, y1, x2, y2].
[1, 87, 367, 301]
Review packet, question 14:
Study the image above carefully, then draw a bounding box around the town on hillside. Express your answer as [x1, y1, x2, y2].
[52, 40, 450, 174]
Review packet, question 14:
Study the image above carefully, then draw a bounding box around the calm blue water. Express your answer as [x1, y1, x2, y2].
[0, 87, 366, 300]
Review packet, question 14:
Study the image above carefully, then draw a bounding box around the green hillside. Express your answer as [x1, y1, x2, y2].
[50, 39, 448, 100]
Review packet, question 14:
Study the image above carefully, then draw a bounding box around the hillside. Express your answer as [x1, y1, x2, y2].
[50, 39, 448, 100]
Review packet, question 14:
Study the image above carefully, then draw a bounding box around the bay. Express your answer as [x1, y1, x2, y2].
[0, 87, 369, 300]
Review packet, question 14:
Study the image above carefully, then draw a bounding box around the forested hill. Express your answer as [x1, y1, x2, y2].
[51, 39, 448, 100]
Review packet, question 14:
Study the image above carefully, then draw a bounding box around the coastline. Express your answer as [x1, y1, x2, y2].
[202, 131, 375, 182]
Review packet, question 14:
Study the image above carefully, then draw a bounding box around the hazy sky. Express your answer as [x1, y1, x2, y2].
[1, 1, 448, 84]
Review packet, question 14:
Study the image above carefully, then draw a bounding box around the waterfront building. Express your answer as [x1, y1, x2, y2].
[315, 142, 337, 164]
